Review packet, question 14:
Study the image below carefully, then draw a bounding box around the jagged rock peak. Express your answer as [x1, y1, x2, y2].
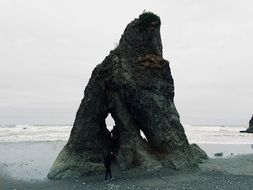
[116, 12, 163, 58]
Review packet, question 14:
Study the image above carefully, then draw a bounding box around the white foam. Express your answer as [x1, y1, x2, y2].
[184, 125, 253, 144]
[0, 125, 71, 142]
[0, 124, 252, 144]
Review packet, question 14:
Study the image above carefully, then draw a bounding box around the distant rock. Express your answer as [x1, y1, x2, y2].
[240, 115, 253, 133]
[48, 12, 205, 179]
[247, 115, 253, 132]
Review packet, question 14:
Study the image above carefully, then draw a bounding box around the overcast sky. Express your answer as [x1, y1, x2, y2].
[0, 0, 252, 125]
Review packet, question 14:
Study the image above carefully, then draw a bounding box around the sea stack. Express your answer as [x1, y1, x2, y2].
[48, 12, 205, 179]
[246, 115, 253, 133]
[240, 115, 253, 133]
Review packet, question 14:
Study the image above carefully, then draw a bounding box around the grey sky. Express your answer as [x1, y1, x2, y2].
[0, 0, 252, 125]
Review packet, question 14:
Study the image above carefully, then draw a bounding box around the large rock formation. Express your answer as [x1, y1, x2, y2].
[48, 12, 204, 179]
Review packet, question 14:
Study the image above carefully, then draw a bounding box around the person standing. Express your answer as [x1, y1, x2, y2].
[104, 152, 113, 181]
[110, 125, 120, 160]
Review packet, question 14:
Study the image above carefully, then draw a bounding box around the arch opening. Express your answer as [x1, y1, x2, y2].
[105, 113, 115, 132]
[140, 129, 148, 142]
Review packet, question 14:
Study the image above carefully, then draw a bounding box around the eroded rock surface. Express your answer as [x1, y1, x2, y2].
[48, 12, 204, 179]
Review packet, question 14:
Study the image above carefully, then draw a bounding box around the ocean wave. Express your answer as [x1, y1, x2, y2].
[0, 124, 252, 144]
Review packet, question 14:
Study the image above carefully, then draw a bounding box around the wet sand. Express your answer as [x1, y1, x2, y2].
[0, 141, 253, 190]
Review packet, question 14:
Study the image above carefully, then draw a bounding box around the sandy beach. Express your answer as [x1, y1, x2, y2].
[0, 141, 253, 190]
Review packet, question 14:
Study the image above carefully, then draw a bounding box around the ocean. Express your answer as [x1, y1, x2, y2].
[0, 124, 252, 158]
[0, 124, 252, 180]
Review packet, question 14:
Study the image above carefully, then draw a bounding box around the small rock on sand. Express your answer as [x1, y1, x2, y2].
[214, 152, 223, 157]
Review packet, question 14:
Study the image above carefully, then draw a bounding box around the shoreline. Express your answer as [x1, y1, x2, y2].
[0, 141, 253, 189]
[1, 154, 253, 190]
